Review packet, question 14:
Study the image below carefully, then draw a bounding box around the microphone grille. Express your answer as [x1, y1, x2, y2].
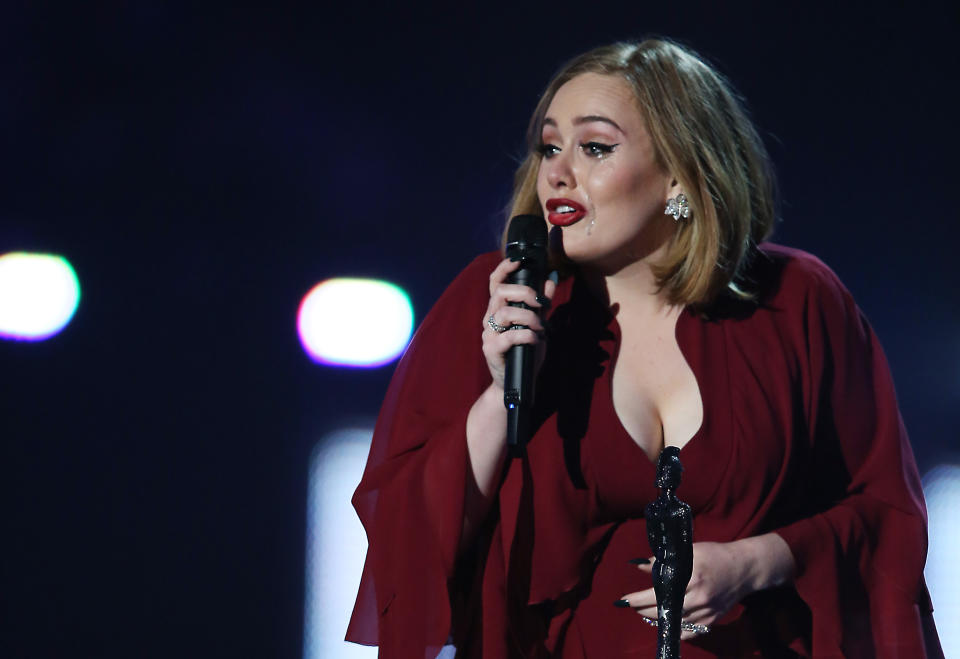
[506, 214, 547, 247]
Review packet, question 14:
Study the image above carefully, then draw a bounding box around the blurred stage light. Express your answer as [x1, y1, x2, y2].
[297, 278, 413, 367]
[304, 427, 378, 659]
[303, 427, 457, 659]
[0, 252, 80, 341]
[923, 463, 960, 656]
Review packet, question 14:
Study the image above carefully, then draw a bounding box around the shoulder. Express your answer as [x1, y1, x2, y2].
[709, 243, 864, 349]
[458, 251, 503, 284]
[435, 251, 501, 303]
[753, 242, 854, 313]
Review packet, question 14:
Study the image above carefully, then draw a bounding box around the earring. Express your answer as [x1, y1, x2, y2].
[665, 193, 691, 221]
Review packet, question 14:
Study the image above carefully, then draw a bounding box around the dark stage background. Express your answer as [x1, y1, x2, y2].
[2, 2, 957, 657]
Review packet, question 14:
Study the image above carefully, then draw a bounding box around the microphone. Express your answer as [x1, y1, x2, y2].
[503, 214, 548, 449]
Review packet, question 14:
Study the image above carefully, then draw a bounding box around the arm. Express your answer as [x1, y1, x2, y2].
[735, 532, 795, 593]
[346, 254, 553, 654]
[771, 259, 934, 657]
[620, 255, 931, 653]
[461, 257, 555, 548]
[461, 383, 508, 544]
[345, 254, 498, 652]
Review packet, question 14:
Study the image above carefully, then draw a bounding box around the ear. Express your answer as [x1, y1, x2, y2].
[666, 178, 683, 199]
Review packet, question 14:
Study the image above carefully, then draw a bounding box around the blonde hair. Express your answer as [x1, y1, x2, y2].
[507, 38, 776, 306]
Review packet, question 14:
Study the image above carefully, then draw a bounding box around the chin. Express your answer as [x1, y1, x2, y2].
[556, 241, 609, 268]
[554, 225, 604, 259]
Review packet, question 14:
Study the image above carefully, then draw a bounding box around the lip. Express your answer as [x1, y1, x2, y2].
[545, 198, 587, 226]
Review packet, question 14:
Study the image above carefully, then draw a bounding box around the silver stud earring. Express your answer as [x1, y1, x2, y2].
[664, 193, 691, 221]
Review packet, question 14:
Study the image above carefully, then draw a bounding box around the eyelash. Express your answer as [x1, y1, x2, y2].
[537, 141, 619, 159]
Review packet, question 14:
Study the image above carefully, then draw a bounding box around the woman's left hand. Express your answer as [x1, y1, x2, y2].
[618, 534, 795, 640]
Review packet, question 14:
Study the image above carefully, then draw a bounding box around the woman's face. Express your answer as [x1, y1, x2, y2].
[536, 73, 678, 271]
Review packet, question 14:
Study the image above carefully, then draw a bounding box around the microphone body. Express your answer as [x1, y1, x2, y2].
[503, 215, 548, 449]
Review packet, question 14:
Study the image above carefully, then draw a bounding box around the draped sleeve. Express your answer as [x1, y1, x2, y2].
[771, 250, 934, 658]
[345, 252, 499, 658]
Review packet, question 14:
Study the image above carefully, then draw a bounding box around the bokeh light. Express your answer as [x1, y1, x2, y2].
[297, 278, 413, 368]
[0, 252, 80, 341]
[304, 427, 378, 659]
[303, 427, 457, 659]
[923, 463, 960, 656]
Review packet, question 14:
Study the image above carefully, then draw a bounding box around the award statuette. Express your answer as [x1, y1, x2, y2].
[645, 446, 694, 659]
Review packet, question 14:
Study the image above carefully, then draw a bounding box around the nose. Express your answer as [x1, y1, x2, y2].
[544, 150, 576, 190]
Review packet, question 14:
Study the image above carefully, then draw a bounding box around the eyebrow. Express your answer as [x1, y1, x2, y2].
[542, 115, 625, 134]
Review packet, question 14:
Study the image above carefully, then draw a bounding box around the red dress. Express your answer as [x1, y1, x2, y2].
[346, 244, 934, 658]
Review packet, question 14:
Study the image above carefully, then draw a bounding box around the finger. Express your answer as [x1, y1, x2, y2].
[678, 587, 706, 611]
[483, 300, 545, 331]
[543, 275, 557, 301]
[628, 557, 653, 572]
[678, 607, 713, 625]
[536, 277, 557, 310]
[488, 258, 521, 295]
[618, 587, 657, 610]
[483, 327, 539, 356]
[491, 283, 545, 310]
[489, 307, 544, 332]
[680, 583, 725, 614]
[488, 328, 540, 353]
[636, 605, 658, 618]
[679, 615, 715, 641]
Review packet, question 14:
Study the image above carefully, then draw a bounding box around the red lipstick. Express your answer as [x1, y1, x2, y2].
[546, 198, 587, 226]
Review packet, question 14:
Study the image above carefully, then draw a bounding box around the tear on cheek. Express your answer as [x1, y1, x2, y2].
[582, 188, 595, 236]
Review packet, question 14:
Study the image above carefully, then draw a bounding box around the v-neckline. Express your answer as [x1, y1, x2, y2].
[597, 306, 733, 510]
[606, 305, 706, 465]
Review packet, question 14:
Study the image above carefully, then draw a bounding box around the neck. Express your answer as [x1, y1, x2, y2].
[580, 238, 675, 317]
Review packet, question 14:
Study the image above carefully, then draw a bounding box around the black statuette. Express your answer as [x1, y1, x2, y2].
[645, 446, 694, 659]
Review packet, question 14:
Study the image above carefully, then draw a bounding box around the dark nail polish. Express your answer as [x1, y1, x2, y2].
[613, 599, 631, 608]
[628, 557, 651, 565]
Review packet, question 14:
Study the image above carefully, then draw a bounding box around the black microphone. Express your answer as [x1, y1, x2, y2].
[503, 214, 548, 449]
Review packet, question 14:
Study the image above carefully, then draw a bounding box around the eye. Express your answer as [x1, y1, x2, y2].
[581, 141, 618, 158]
[537, 143, 560, 159]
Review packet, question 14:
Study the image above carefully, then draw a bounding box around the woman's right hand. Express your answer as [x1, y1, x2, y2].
[481, 258, 556, 390]
[461, 257, 557, 522]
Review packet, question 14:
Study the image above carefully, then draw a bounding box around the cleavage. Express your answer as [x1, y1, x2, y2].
[609, 315, 704, 464]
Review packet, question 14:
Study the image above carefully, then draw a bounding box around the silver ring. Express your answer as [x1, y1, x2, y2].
[487, 314, 509, 334]
[639, 615, 710, 635]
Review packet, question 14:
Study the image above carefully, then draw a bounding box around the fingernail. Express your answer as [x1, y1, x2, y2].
[535, 295, 551, 308]
[613, 599, 631, 608]
[548, 270, 559, 284]
[628, 557, 651, 565]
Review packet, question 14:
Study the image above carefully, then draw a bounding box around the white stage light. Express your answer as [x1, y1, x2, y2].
[0, 252, 80, 341]
[304, 428, 458, 659]
[304, 428, 378, 659]
[297, 279, 413, 368]
[923, 463, 960, 657]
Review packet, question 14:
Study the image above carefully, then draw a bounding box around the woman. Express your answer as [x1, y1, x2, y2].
[346, 39, 941, 657]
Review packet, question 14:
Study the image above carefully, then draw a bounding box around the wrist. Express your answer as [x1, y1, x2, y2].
[479, 381, 506, 411]
[737, 534, 796, 595]
[466, 383, 508, 448]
